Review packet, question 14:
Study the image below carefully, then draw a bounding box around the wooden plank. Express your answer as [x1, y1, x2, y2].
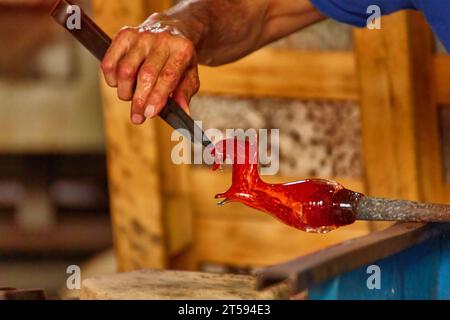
[143, 0, 195, 265]
[0, 288, 46, 301]
[92, 0, 168, 271]
[354, 12, 421, 202]
[355, 12, 445, 207]
[156, 127, 194, 258]
[0, 219, 111, 255]
[258, 223, 449, 293]
[195, 217, 371, 267]
[199, 50, 358, 101]
[409, 13, 446, 204]
[81, 269, 289, 300]
[434, 55, 450, 104]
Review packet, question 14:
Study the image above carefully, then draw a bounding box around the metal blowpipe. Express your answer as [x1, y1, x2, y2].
[356, 197, 450, 222]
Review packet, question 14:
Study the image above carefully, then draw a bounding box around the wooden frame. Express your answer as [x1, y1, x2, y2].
[93, 0, 170, 271]
[92, 1, 449, 272]
[199, 50, 358, 101]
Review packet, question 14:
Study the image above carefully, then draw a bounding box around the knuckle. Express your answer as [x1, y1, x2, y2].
[153, 32, 169, 44]
[177, 38, 195, 54]
[139, 31, 154, 42]
[171, 56, 186, 70]
[158, 31, 171, 40]
[101, 60, 114, 73]
[175, 50, 192, 64]
[118, 63, 135, 79]
[161, 68, 178, 83]
[118, 26, 134, 37]
[138, 66, 157, 83]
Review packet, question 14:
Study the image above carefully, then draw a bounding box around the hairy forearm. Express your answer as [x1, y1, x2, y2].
[144, 0, 325, 66]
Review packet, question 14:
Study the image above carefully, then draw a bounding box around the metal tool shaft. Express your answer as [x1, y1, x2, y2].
[356, 197, 450, 222]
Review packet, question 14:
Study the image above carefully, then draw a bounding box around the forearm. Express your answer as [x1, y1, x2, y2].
[101, 0, 325, 124]
[144, 0, 325, 66]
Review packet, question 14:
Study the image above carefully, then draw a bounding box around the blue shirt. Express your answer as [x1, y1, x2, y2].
[311, 0, 450, 52]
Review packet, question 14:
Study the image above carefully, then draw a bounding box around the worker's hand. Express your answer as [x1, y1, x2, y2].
[101, 14, 200, 125]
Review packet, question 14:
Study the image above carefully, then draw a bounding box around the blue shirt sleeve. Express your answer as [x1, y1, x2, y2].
[310, 0, 416, 27]
[310, 0, 450, 52]
[413, 0, 450, 52]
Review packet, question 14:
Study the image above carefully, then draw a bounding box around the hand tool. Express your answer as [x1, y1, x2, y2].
[51, 0, 212, 148]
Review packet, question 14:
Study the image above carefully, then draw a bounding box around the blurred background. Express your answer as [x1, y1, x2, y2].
[0, 0, 448, 299]
[0, 0, 112, 297]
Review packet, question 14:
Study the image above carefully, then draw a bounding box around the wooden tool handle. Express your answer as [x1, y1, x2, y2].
[51, 0, 111, 60]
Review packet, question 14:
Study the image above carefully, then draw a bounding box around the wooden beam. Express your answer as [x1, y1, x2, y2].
[156, 128, 194, 259]
[200, 46, 450, 105]
[434, 55, 450, 104]
[92, 0, 169, 271]
[409, 13, 446, 204]
[354, 12, 423, 201]
[0, 219, 111, 255]
[143, 0, 195, 267]
[199, 50, 358, 101]
[81, 269, 290, 300]
[195, 217, 371, 267]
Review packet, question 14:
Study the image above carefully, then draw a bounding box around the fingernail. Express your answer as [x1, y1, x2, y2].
[132, 114, 145, 124]
[144, 105, 156, 118]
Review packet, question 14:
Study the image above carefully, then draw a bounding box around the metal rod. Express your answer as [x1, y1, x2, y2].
[356, 197, 450, 223]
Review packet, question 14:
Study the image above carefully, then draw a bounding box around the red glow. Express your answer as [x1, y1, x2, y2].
[212, 138, 364, 233]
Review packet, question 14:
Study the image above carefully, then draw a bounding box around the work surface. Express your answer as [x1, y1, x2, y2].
[81, 269, 289, 300]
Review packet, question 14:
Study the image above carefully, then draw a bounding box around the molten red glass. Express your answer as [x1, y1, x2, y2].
[212, 138, 364, 233]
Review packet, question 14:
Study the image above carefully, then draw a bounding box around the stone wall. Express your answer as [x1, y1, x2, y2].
[191, 96, 362, 178]
[192, 19, 361, 178]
